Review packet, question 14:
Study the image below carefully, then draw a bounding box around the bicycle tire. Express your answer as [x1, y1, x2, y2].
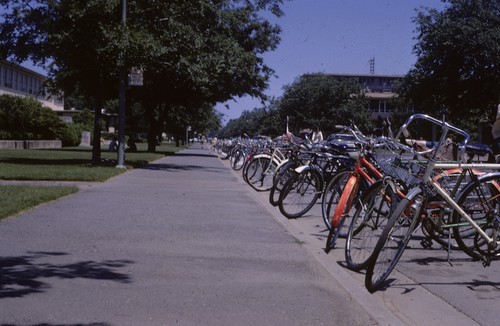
[422, 169, 481, 250]
[241, 154, 255, 183]
[452, 173, 500, 260]
[245, 156, 276, 191]
[345, 180, 397, 271]
[325, 214, 346, 253]
[269, 160, 296, 206]
[230, 149, 247, 171]
[321, 169, 352, 230]
[365, 189, 420, 292]
[279, 169, 322, 219]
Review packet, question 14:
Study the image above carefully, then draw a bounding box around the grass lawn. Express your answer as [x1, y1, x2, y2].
[0, 185, 79, 220]
[0, 142, 184, 181]
[0, 142, 186, 219]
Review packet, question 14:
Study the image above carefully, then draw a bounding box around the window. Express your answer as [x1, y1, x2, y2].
[14, 71, 18, 90]
[379, 100, 386, 112]
[7, 67, 13, 88]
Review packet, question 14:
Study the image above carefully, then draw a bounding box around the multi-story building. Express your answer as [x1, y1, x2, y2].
[0, 60, 69, 116]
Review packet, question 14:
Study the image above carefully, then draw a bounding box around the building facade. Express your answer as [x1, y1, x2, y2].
[0, 60, 65, 112]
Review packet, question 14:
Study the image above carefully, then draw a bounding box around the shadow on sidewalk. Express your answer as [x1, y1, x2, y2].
[0, 251, 133, 299]
[141, 163, 226, 173]
[174, 152, 218, 158]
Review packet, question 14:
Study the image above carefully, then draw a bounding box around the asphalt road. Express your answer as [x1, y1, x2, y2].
[0, 143, 497, 325]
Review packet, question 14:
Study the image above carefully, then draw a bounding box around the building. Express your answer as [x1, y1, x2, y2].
[309, 72, 407, 119]
[0, 60, 74, 120]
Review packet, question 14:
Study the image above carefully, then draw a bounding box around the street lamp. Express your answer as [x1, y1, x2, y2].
[116, 0, 127, 168]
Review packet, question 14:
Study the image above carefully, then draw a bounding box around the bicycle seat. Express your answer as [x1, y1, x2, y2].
[466, 143, 491, 155]
[465, 143, 493, 162]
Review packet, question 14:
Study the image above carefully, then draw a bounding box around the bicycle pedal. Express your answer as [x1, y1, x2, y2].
[420, 238, 433, 249]
[482, 257, 492, 267]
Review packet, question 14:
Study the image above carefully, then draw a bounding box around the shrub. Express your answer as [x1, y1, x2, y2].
[0, 94, 77, 144]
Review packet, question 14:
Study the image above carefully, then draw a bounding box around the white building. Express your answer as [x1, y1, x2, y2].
[0, 59, 65, 112]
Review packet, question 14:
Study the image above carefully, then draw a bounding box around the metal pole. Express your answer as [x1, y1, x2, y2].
[116, 0, 127, 168]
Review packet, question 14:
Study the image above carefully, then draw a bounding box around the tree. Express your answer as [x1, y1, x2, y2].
[278, 74, 371, 135]
[399, 0, 500, 131]
[0, 0, 133, 162]
[0, 0, 285, 156]
[134, 0, 285, 150]
[0, 94, 75, 142]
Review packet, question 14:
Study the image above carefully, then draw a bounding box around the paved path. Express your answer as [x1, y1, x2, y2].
[0, 143, 494, 325]
[0, 145, 374, 326]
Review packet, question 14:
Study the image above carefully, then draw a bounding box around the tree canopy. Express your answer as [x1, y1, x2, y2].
[217, 73, 373, 138]
[0, 0, 285, 156]
[399, 0, 500, 128]
[278, 74, 371, 135]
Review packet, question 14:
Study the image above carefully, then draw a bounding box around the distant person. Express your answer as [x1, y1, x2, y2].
[108, 138, 118, 152]
[200, 135, 207, 149]
[312, 126, 324, 143]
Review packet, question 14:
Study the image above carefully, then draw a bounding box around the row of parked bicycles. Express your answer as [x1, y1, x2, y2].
[211, 113, 500, 292]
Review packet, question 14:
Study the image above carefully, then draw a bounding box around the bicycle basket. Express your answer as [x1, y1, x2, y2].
[372, 139, 428, 189]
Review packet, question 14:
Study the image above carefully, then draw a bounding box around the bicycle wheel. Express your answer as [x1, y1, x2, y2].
[269, 160, 296, 206]
[244, 156, 276, 191]
[345, 180, 397, 271]
[230, 148, 247, 171]
[422, 169, 480, 251]
[321, 169, 352, 230]
[279, 169, 322, 219]
[241, 154, 256, 183]
[365, 190, 421, 293]
[325, 213, 346, 253]
[452, 173, 500, 260]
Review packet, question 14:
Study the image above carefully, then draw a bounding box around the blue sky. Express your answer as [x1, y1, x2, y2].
[216, 0, 446, 123]
[15, 1, 446, 124]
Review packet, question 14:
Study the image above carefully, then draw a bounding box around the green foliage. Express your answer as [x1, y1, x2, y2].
[0, 94, 92, 146]
[0, 94, 66, 140]
[218, 102, 282, 138]
[278, 74, 372, 135]
[399, 0, 500, 130]
[72, 108, 94, 131]
[217, 74, 374, 138]
[56, 123, 84, 147]
[0, 0, 286, 153]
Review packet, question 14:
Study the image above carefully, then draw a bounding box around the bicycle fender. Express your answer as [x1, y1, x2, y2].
[275, 158, 290, 170]
[295, 165, 312, 173]
[405, 185, 423, 198]
[252, 154, 272, 160]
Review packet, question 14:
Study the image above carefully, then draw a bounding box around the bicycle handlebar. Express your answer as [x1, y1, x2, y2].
[333, 124, 368, 144]
[395, 113, 470, 160]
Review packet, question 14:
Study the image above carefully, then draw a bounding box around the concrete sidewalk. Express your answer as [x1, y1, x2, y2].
[0, 144, 480, 325]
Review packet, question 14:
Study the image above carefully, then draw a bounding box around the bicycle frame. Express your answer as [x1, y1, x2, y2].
[329, 155, 384, 228]
[424, 161, 500, 249]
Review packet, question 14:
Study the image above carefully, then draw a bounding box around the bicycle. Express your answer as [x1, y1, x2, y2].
[323, 122, 399, 252]
[243, 142, 288, 192]
[278, 144, 352, 219]
[364, 114, 500, 292]
[344, 147, 486, 272]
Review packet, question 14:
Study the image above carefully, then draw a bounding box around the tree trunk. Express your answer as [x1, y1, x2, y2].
[91, 91, 102, 165]
[146, 104, 157, 153]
